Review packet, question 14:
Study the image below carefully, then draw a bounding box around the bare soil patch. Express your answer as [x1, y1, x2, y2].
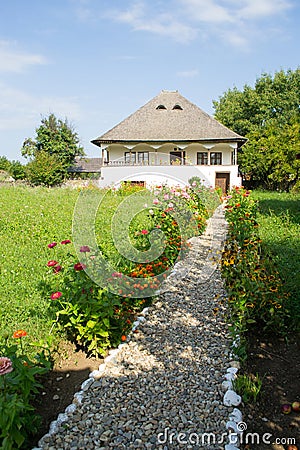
[242, 329, 300, 450]
[31, 342, 103, 447]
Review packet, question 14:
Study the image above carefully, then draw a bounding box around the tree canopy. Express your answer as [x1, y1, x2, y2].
[213, 68, 300, 191]
[22, 113, 85, 186]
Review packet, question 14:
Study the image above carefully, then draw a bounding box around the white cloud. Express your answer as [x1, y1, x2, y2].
[91, 0, 296, 48]
[0, 41, 47, 73]
[178, 0, 233, 24]
[106, 2, 197, 43]
[0, 82, 81, 132]
[237, 0, 293, 19]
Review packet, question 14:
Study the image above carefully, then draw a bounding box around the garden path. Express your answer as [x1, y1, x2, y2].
[38, 205, 236, 450]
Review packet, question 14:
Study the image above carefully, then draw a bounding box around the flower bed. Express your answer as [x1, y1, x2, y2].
[221, 187, 288, 361]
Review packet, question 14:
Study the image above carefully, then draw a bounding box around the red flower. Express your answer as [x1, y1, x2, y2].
[74, 263, 86, 271]
[13, 330, 27, 339]
[48, 242, 57, 248]
[141, 229, 149, 235]
[80, 245, 90, 252]
[61, 239, 71, 245]
[53, 265, 62, 274]
[121, 335, 127, 342]
[0, 357, 13, 375]
[47, 260, 59, 267]
[51, 291, 62, 300]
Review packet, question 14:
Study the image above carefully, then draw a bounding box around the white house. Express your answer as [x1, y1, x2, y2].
[82, 90, 246, 192]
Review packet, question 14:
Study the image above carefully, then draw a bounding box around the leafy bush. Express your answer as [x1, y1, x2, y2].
[25, 151, 66, 186]
[0, 332, 51, 450]
[221, 187, 288, 347]
[46, 240, 153, 356]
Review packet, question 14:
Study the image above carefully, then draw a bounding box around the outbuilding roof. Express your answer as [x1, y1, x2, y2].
[68, 157, 102, 173]
[91, 90, 245, 146]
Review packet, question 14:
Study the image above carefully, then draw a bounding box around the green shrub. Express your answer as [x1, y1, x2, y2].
[0, 332, 51, 450]
[222, 187, 288, 341]
[25, 151, 66, 186]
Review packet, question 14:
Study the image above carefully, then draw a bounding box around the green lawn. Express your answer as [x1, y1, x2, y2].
[252, 190, 300, 326]
[0, 186, 80, 345]
[0, 183, 218, 355]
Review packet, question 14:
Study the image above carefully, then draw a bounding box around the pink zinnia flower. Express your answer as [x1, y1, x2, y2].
[51, 291, 62, 300]
[112, 271, 122, 278]
[0, 357, 13, 376]
[153, 198, 159, 205]
[80, 245, 90, 252]
[74, 262, 86, 271]
[48, 242, 57, 248]
[141, 229, 149, 235]
[61, 239, 71, 245]
[47, 260, 58, 267]
[53, 265, 62, 274]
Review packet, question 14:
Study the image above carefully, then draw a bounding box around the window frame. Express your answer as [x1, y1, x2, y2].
[197, 152, 208, 165]
[210, 152, 222, 165]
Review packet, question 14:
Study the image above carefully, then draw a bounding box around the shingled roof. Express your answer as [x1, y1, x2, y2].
[91, 90, 245, 146]
[68, 157, 102, 173]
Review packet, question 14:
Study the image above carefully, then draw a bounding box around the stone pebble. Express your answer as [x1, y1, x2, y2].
[38, 205, 238, 450]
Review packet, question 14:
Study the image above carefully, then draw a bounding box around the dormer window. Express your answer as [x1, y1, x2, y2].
[156, 104, 167, 110]
[172, 104, 183, 110]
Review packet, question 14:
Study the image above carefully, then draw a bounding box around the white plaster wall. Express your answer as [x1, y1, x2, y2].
[99, 165, 241, 189]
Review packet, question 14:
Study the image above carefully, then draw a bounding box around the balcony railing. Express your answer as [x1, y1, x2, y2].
[102, 152, 236, 167]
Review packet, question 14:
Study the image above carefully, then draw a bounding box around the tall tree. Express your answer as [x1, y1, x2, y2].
[213, 69, 300, 190]
[22, 113, 85, 185]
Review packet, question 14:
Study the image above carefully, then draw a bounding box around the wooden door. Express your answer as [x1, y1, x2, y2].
[215, 173, 230, 193]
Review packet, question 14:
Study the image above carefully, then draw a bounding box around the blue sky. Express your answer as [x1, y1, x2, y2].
[0, 0, 299, 162]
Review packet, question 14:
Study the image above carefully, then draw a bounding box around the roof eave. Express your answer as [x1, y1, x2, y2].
[91, 137, 247, 147]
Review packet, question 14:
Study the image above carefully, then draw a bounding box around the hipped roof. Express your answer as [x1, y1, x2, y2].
[91, 90, 245, 146]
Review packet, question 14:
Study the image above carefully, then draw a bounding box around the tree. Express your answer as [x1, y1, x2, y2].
[9, 160, 26, 180]
[22, 113, 85, 185]
[0, 156, 11, 172]
[25, 151, 66, 187]
[213, 68, 300, 190]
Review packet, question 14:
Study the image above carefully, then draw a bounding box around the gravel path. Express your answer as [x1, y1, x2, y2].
[38, 205, 238, 450]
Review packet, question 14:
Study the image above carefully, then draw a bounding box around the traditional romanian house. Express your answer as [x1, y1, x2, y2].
[78, 90, 246, 192]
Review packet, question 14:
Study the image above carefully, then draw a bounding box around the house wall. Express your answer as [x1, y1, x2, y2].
[98, 165, 241, 190]
[105, 142, 235, 165]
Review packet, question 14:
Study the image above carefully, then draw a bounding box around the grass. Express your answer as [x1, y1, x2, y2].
[0, 183, 219, 357]
[0, 185, 79, 348]
[251, 190, 300, 328]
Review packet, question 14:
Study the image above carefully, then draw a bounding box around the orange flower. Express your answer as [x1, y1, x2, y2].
[13, 330, 27, 339]
[121, 335, 127, 341]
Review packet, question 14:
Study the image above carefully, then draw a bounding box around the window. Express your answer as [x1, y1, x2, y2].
[172, 104, 183, 110]
[138, 152, 149, 164]
[124, 152, 136, 164]
[210, 152, 222, 165]
[156, 104, 167, 110]
[170, 151, 185, 165]
[197, 152, 208, 165]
